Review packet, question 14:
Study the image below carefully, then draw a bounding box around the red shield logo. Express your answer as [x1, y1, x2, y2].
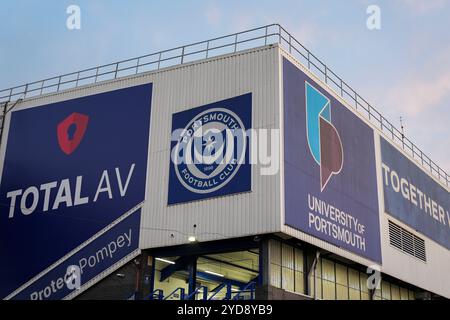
[57, 112, 89, 155]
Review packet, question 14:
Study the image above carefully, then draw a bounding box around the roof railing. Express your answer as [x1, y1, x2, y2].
[0, 24, 448, 187]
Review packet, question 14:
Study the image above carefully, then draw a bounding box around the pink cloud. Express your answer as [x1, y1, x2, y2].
[399, 0, 447, 14]
[205, 3, 221, 26]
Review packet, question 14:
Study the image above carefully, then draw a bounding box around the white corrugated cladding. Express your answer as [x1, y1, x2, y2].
[0, 45, 282, 251]
[140, 44, 282, 248]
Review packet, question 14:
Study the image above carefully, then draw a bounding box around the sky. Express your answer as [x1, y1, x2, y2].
[0, 0, 449, 172]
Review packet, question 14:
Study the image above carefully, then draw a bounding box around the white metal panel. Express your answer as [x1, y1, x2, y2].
[140, 45, 282, 248]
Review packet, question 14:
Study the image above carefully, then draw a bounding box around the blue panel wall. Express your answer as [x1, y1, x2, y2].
[0, 84, 152, 298]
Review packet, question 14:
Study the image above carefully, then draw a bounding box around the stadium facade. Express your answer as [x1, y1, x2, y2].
[0, 24, 448, 300]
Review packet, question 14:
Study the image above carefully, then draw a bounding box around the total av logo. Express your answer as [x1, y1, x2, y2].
[168, 94, 252, 205]
[57, 112, 89, 155]
[172, 108, 246, 193]
[305, 82, 343, 191]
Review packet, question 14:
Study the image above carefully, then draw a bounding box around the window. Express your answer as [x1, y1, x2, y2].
[374, 287, 382, 300]
[322, 259, 336, 300]
[269, 240, 281, 288]
[400, 287, 409, 300]
[360, 273, 370, 300]
[294, 248, 305, 294]
[269, 240, 305, 294]
[281, 243, 294, 292]
[391, 284, 400, 300]
[309, 258, 322, 299]
[268, 239, 420, 301]
[374, 278, 382, 300]
[335, 264, 348, 300]
[381, 281, 391, 300]
[348, 268, 361, 300]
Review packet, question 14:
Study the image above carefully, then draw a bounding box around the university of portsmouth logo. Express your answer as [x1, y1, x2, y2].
[172, 107, 246, 194]
[57, 112, 89, 155]
[305, 82, 343, 191]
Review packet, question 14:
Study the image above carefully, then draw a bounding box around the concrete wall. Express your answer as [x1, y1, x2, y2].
[76, 261, 138, 300]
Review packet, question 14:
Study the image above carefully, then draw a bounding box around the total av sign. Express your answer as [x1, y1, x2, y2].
[6, 164, 135, 219]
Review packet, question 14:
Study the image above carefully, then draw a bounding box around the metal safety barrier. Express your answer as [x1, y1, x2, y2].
[163, 287, 185, 300]
[208, 283, 231, 300]
[141, 283, 255, 301]
[146, 289, 164, 300]
[0, 23, 448, 187]
[232, 282, 255, 300]
[185, 285, 208, 300]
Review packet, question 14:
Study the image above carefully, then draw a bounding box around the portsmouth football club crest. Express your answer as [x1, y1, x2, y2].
[168, 94, 252, 204]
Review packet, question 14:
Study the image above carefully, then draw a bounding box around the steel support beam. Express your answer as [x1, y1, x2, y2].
[135, 252, 153, 300]
[196, 271, 247, 289]
[187, 257, 197, 300]
[259, 237, 269, 286]
[159, 256, 192, 282]
[200, 256, 258, 274]
[306, 249, 321, 299]
[152, 236, 259, 258]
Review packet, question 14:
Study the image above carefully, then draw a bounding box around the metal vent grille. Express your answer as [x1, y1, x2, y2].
[388, 220, 426, 262]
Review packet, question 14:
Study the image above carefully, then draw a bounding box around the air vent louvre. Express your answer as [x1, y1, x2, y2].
[388, 220, 426, 262]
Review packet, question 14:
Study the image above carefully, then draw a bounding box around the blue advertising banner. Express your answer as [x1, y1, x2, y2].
[168, 94, 251, 205]
[283, 59, 382, 263]
[11, 210, 141, 300]
[381, 137, 450, 249]
[0, 84, 152, 299]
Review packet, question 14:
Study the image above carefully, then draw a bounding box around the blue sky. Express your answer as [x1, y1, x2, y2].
[1, 0, 449, 172]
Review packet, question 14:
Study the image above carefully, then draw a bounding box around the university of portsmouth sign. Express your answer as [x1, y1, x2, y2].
[0, 84, 152, 299]
[283, 58, 382, 263]
[168, 94, 252, 204]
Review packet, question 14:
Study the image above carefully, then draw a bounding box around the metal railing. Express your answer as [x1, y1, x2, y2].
[146, 289, 164, 300]
[273, 24, 449, 188]
[0, 24, 281, 104]
[0, 102, 7, 145]
[232, 282, 256, 300]
[185, 285, 208, 300]
[0, 23, 448, 187]
[163, 287, 185, 300]
[208, 283, 232, 300]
